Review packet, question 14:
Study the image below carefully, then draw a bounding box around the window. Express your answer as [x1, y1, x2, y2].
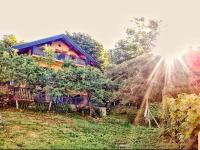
[55, 53, 65, 61]
[32, 47, 45, 56]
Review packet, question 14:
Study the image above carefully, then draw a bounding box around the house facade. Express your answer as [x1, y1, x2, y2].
[10, 34, 98, 108]
[12, 34, 97, 70]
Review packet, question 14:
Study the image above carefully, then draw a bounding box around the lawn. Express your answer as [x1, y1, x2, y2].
[0, 108, 176, 149]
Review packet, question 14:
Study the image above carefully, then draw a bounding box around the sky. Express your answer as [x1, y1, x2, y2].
[1, 0, 200, 57]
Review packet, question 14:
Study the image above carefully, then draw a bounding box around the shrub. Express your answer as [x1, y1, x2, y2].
[35, 102, 49, 112]
[149, 102, 162, 124]
[77, 106, 90, 116]
[93, 107, 103, 118]
[52, 103, 72, 114]
[127, 113, 136, 123]
[110, 106, 137, 123]
[163, 93, 200, 147]
[76, 106, 104, 118]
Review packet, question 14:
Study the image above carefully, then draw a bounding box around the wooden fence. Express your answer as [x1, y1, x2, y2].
[0, 85, 83, 109]
[13, 87, 34, 109]
[0, 83, 35, 108]
[0, 84, 94, 111]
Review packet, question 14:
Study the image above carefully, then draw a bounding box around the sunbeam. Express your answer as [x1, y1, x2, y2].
[134, 48, 199, 127]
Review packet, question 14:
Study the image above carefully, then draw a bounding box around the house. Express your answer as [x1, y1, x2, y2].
[10, 34, 98, 110]
[12, 34, 97, 70]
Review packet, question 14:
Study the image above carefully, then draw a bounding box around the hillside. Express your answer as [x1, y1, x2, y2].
[0, 109, 176, 149]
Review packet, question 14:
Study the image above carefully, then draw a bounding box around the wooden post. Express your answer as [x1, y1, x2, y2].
[48, 101, 52, 111]
[16, 99, 19, 109]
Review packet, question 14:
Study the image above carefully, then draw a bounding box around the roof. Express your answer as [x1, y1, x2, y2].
[12, 34, 96, 64]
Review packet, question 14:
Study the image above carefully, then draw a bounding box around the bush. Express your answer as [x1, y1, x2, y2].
[77, 106, 103, 118]
[163, 94, 200, 148]
[93, 107, 103, 118]
[110, 106, 137, 123]
[35, 102, 49, 112]
[149, 102, 162, 124]
[127, 113, 136, 123]
[52, 103, 72, 114]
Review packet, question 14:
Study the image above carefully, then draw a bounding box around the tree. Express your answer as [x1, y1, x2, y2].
[109, 18, 161, 64]
[105, 54, 164, 105]
[66, 32, 109, 69]
[0, 34, 18, 49]
[0, 43, 116, 104]
[0, 46, 40, 87]
[56, 60, 116, 104]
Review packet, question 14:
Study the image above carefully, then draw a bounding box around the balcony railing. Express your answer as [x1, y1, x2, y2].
[32, 48, 86, 66]
[32, 47, 45, 56]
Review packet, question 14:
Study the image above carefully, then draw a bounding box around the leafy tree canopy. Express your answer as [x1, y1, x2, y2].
[109, 17, 161, 64]
[66, 31, 109, 69]
[0, 45, 116, 104]
[56, 60, 117, 103]
[0, 34, 18, 49]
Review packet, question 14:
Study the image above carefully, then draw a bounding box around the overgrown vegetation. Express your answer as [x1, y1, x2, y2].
[0, 109, 177, 149]
[109, 102, 162, 127]
[0, 44, 116, 105]
[66, 32, 109, 69]
[106, 54, 164, 104]
[109, 18, 161, 64]
[163, 93, 200, 149]
[109, 106, 137, 123]
[1, 16, 199, 149]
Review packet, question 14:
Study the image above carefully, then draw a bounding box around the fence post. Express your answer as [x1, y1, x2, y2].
[16, 99, 19, 109]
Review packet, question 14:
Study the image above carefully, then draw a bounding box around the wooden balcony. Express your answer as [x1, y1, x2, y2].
[32, 54, 85, 70]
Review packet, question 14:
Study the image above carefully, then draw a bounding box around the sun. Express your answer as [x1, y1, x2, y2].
[153, 47, 189, 62]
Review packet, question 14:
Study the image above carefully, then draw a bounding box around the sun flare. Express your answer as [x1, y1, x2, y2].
[153, 47, 189, 62]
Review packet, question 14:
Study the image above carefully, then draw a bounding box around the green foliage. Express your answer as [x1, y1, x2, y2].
[0, 44, 115, 104]
[52, 104, 72, 114]
[66, 32, 109, 69]
[0, 35, 18, 48]
[77, 106, 103, 118]
[105, 54, 163, 104]
[163, 94, 200, 147]
[35, 103, 49, 112]
[93, 107, 103, 118]
[131, 126, 177, 149]
[149, 102, 162, 121]
[0, 46, 40, 87]
[56, 61, 116, 103]
[110, 106, 138, 123]
[42, 45, 56, 66]
[0, 109, 176, 149]
[109, 18, 161, 64]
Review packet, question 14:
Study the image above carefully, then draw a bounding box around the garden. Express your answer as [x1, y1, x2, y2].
[0, 17, 199, 149]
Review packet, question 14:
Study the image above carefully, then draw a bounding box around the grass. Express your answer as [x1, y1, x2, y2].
[0, 108, 177, 149]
